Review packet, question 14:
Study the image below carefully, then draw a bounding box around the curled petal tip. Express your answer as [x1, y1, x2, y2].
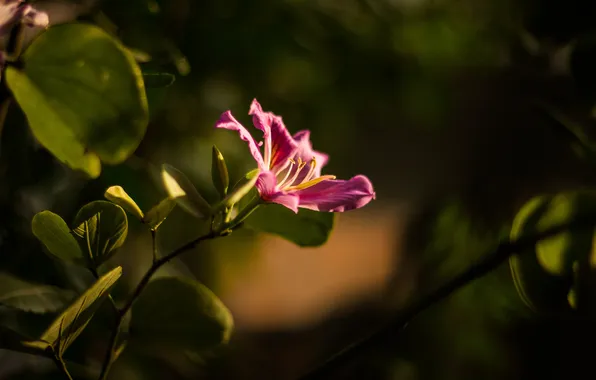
[296, 174, 375, 212]
[249, 98, 263, 115]
[215, 109, 265, 169]
[214, 110, 233, 128]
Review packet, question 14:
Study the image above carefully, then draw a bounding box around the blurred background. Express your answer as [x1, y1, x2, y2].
[3, 0, 596, 379]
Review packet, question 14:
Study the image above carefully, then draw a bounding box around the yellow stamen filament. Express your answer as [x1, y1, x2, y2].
[278, 157, 305, 188]
[301, 157, 317, 183]
[277, 156, 332, 191]
[276, 159, 295, 188]
[286, 175, 336, 191]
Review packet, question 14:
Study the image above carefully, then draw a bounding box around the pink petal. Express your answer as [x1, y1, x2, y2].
[0, 1, 24, 35]
[22, 5, 48, 28]
[249, 99, 297, 171]
[296, 175, 375, 212]
[256, 171, 299, 213]
[215, 110, 265, 169]
[290, 130, 329, 185]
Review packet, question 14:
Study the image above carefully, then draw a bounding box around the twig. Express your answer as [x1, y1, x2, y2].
[297, 213, 596, 379]
[97, 230, 220, 380]
[151, 229, 158, 263]
[53, 354, 74, 380]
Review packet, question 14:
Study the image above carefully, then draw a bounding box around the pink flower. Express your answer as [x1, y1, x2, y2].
[215, 99, 375, 213]
[0, 0, 48, 36]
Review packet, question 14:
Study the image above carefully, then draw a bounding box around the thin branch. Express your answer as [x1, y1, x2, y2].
[118, 230, 219, 318]
[98, 318, 120, 380]
[151, 229, 158, 263]
[297, 214, 596, 380]
[53, 354, 74, 380]
[98, 229, 220, 380]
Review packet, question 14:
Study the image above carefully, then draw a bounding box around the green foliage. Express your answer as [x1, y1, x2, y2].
[161, 164, 212, 219]
[218, 171, 259, 211]
[129, 277, 234, 351]
[143, 198, 177, 230]
[0, 326, 51, 356]
[72, 201, 128, 266]
[37, 266, 122, 357]
[32, 211, 86, 264]
[0, 273, 76, 314]
[245, 203, 335, 247]
[142, 71, 176, 119]
[510, 191, 596, 314]
[211, 146, 230, 199]
[6, 23, 149, 178]
[104, 185, 177, 230]
[105, 186, 145, 221]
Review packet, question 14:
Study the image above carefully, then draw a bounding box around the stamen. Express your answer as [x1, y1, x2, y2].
[299, 156, 317, 184]
[286, 175, 336, 191]
[279, 157, 305, 189]
[276, 158, 295, 188]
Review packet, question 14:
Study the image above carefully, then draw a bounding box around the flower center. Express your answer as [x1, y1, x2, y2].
[275, 156, 335, 191]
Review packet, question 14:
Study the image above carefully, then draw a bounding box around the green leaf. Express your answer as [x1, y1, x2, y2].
[72, 201, 128, 266]
[0, 273, 77, 313]
[245, 204, 335, 247]
[130, 277, 233, 351]
[39, 266, 122, 356]
[534, 193, 596, 276]
[161, 164, 212, 219]
[0, 326, 51, 356]
[143, 198, 177, 230]
[6, 23, 149, 178]
[104, 185, 145, 221]
[211, 146, 229, 198]
[509, 191, 596, 313]
[32, 211, 85, 264]
[217, 170, 259, 211]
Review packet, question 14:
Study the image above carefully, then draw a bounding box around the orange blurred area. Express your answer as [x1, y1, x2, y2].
[222, 203, 410, 329]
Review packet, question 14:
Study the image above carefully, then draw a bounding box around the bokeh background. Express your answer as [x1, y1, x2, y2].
[2, 0, 596, 379]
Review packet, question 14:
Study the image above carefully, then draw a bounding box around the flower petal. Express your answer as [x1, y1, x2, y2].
[289, 130, 329, 185]
[296, 175, 375, 212]
[256, 171, 299, 213]
[215, 110, 265, 169]
[249, 99, 297, 171]
[0, 0, 24, 36]
[255, 170, 277, 197]
[22, 5, 48, 28]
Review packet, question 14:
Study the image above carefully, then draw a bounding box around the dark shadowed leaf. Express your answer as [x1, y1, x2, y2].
[245, 203, 335, 247]
[72, 201, 128, 266]
[38, 266, 122, 356]
[31, 211, 85, 264]
[130, 277, 233, 351]
[0, 273, 76, 314]
[0, 326, 51, 356]
[6, 23, 149, 178]
[510, 191, 596, 313]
